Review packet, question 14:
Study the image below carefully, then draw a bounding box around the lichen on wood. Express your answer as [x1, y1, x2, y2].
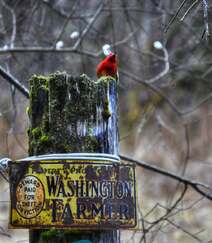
[28, 72, 118, 156]
[28, 72, 119, 242]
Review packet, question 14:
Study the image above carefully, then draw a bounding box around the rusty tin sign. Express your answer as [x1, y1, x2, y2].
[9, 153, 136, 229]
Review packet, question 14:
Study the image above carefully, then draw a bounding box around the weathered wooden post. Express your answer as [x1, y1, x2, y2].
[9, 72, 136, 242]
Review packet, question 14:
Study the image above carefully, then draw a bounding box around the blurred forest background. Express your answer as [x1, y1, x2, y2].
[0, 0, 212, 242]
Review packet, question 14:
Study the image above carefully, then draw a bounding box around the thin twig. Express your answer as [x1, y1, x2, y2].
[0, 28, 140, 57]
[183, 123, 190, 171]
[147, 184, 188, 225]
[53, 1, 78, 46]
[0, 47, 96, 56]
[139, 184, 187, 242]
[164, 0, 188, 33]
[120, 68, 212, 116]
[121, 0, 141, 50]
[1, 52, 212, 119]
[0, 171, 9, 182]
[73, 3, 104, 50]
[1, 0, 16, 48]
[146, 46, 170, 84]
[120, 154, 212, 201]
[0, 65, 29, 98]
[182, 93, 212, 115]
[119, 68, 182, 116]
[111, 27, 140, 48]
[180, 0, 200, 21]
[165, 218, 202, 242]
[0, 226, 10, 238]
[202, 0, 210, 41]
[41, 0, 162, 16]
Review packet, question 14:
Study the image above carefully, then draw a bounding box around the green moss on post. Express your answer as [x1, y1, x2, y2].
[28, 72, 119, 243]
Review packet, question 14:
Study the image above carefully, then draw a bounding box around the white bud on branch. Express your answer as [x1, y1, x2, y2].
[102, 44, 112, 56]
[153, 41, 163, 50]
[70, 31, 79, 39]
[56, 41, 64, 49]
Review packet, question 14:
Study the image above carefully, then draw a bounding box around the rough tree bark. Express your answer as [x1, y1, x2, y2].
[28, 72, 120, 242]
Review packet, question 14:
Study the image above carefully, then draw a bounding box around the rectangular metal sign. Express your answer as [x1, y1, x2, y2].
[9, 160, 136, 229]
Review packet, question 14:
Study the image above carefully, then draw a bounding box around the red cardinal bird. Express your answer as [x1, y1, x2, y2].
[96, 53, 118, 80]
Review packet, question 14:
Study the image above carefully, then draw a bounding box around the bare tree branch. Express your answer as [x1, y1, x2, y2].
[180, 0, 200, 21]
[0, 47, 96, 56]
[139, 184, 188, 242]
[165, 219, 203, 242]
[146, 45, 170, 84]
[119, 68, 182, 116]
[164, 0, 188, 33]
[53, 1, 79, 46]
[0, 226, 10, 238]
[0, 65, 29, 98]
[120, 68, 212, 116]
[120, 154, 212, 201]
[73, 3, 104, 50]
[1, 0, 16, 48]
[202, 0, 210, 41]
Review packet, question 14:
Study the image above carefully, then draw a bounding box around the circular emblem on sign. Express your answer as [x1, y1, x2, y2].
[16, 175, 45, 219]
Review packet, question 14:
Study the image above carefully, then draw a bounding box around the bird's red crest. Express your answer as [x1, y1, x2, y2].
[96, 53, 118, 79]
